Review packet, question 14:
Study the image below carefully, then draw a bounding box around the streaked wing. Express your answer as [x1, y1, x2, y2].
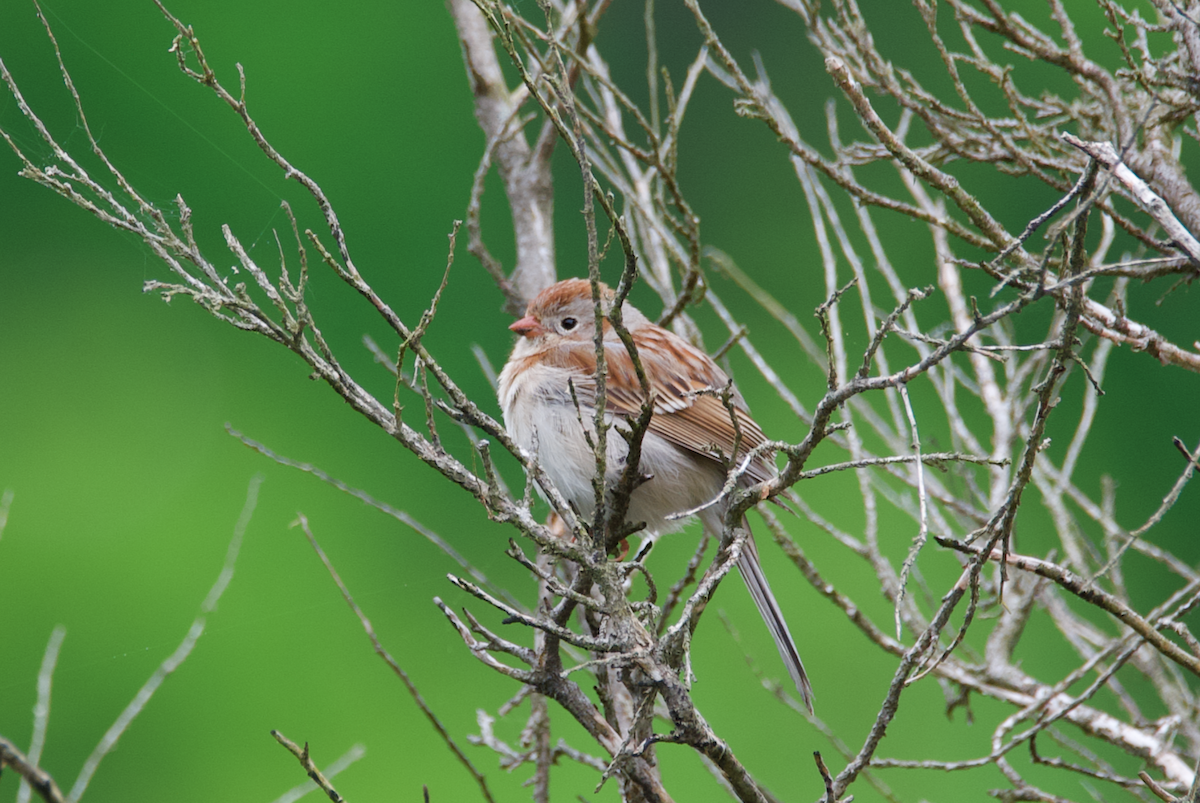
[535, 322, 775, 483]
[608, 325, 774, 484]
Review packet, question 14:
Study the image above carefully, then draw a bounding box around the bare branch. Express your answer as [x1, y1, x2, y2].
[67, 475, 260, 803]
[293, 514, 496, 803]
[0, 736, 65, 803]
[269, 730, 354, 803]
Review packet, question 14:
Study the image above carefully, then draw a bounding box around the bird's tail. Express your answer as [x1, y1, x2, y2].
[737, 527, 814, 712]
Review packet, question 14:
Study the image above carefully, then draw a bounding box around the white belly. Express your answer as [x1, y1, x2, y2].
[499, 362, 723, 534]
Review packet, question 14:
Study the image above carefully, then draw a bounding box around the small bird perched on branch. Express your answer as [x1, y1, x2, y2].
[498, 278, 813, 711]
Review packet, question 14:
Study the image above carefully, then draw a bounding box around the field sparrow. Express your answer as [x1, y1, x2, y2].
[498, 278, 813, 710]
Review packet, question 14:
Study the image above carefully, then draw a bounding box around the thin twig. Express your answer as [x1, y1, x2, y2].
[267, 743, 366, 803]
[17, 627, 67, 803]
[67, 475, 261, 803]
[292, 514, 496, 803]
[269, 731, 351, 803]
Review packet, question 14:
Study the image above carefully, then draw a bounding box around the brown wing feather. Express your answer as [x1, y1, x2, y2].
[534, 318, 774, 484]
[646, 396, 774, 484]
[610, 325, 774, 484]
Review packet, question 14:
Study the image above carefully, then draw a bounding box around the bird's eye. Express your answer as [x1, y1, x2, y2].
[561, 317, 578, 331]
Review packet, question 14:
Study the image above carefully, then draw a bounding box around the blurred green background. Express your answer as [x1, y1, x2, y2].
[1, 2, 1197, 802]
